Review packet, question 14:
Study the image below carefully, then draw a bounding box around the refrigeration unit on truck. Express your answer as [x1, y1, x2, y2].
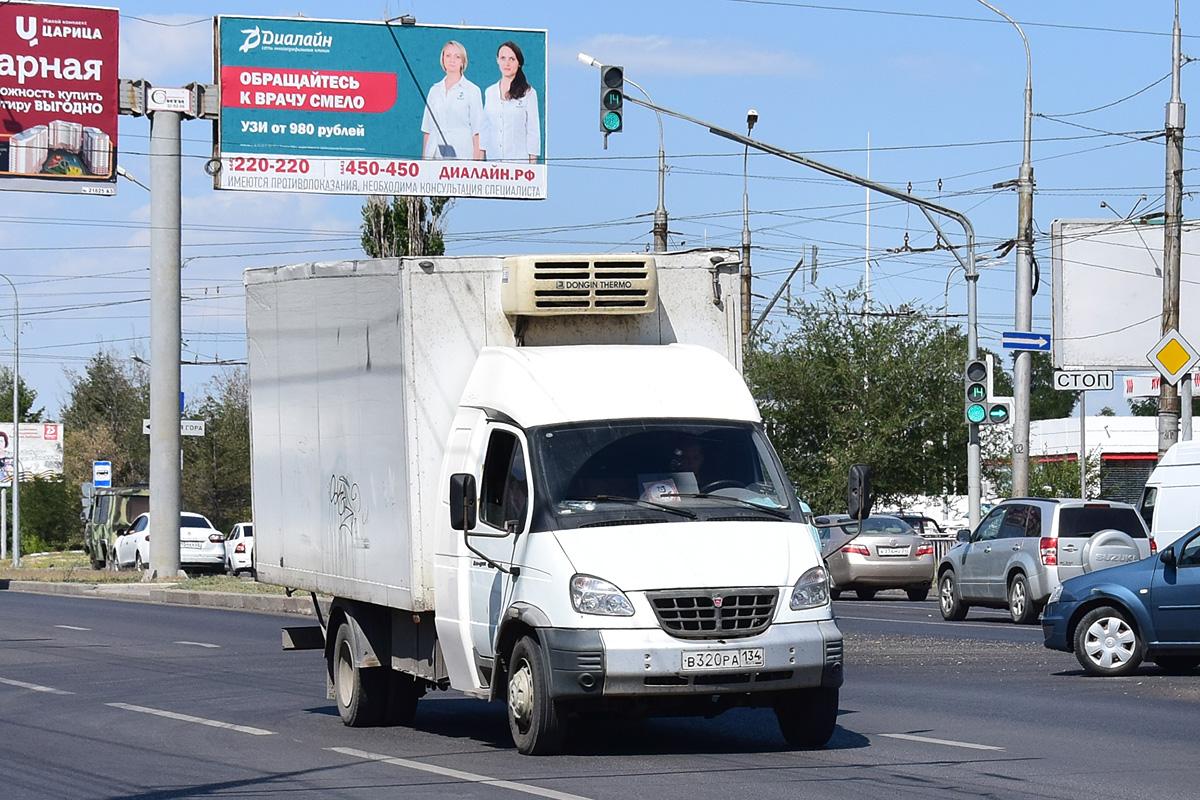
[246, 250, 865, 755]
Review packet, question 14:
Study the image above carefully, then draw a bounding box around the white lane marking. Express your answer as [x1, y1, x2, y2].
[329, 746, 595, 800]
[0, 676, 74, 695]
[174, 641, 220, 648]
[880, 733, 1005, 751]
[55, 625, 90, 631]
[106, 703, 276, 736]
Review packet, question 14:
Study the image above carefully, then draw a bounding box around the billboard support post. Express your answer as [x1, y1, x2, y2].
[148, 109, 183, 580]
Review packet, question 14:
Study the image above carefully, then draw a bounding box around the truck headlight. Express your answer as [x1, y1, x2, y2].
[571, 574, 635, 616]
[790, 565, 830, 610]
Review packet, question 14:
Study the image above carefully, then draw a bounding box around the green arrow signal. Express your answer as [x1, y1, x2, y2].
[989, 404, 1010, 423]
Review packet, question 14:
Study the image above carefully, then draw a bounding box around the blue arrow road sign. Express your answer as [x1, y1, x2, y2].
[1001, 331, 1051, 351]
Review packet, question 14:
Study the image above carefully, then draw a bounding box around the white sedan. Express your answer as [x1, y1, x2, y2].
[224, 522, 255, 577]
[111, 512, 226, 573]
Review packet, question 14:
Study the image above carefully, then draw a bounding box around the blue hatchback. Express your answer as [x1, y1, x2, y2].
[1043, 525, 1200, 676]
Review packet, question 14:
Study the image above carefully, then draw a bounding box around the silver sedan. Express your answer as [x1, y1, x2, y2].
[819, 514, 935, 601]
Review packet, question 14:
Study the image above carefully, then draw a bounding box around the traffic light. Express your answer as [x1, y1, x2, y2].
[600, 65, 623, 133]
[964, 355, 1012, 425]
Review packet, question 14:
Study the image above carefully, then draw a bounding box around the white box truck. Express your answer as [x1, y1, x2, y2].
[1138, 440, 1200, 550]
[245, 251, 863, 755]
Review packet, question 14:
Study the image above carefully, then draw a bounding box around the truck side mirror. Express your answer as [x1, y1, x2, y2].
[847, 464, 872, 520]
[449, 473, 477, 531]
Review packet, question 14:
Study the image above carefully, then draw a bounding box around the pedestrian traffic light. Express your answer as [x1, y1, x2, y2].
[600, 65, 623, 133]
[964, 355, 1012, 425]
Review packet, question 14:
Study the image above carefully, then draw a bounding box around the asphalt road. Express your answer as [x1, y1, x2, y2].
[1, 590, 1197, 799]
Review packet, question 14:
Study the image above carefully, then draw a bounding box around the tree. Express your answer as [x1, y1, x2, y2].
[0, 367, 45, 422]
[746, 289, 970, 514]
[1026, 352, 1079, 420]
[360, 195, 451, 257]
[181, 369, 251, 533]
[60, 349, 150, 487]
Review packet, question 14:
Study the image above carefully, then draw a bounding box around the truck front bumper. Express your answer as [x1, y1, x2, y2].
[541, 619, 843, 701]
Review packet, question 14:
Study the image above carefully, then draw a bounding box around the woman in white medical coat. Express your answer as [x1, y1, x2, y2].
[480, 41, 540, 164]
[421, 41, 484, 160]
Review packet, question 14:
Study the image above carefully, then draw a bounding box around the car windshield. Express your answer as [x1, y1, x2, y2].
[181, 514, 212, 528]
[531, 420, 800, 530]
[1057, 507, 1146, 538]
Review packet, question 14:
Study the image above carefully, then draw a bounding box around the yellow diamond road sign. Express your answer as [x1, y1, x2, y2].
[1148, 328, 1200, 384]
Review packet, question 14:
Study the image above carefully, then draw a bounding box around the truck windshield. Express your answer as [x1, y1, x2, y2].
[530, 420, 800, 529]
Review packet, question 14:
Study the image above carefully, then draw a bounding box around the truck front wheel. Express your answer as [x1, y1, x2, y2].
[774, 687, 838, 748]
[507, 635, 566, 755]
[332, 621, 385, 727]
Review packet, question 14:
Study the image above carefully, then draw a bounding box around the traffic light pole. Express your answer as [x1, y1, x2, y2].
[619, 93, 986, 526]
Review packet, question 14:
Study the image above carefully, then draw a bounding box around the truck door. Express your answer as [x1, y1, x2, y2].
[467, 425, 530, 675]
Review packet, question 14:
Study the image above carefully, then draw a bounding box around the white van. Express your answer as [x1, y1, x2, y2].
[1137, 440, 1200, 549]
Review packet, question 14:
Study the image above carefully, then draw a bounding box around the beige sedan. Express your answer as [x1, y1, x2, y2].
[819, 514, 935, 601]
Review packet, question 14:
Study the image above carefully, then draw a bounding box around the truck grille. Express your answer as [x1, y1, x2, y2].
[647, 588, 778, 639]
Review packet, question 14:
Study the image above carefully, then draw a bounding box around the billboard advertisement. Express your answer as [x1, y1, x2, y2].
[0, 423, 64, 485]
[214, 16, 547, 199]
[0, 2, 118, 195]
[1051, 219, 1200, 370]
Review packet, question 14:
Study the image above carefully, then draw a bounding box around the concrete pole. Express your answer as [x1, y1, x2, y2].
[1160, 3, 1185, 458]
[0, 273, 20, 565]
[623, 78, 668, 253]
[978, 1, 1035, 497]
[741, 110, 758, 337]
[148, 109, 183, 579]
[1079, 392, 1087, 497]
[1, 488, 6, 561]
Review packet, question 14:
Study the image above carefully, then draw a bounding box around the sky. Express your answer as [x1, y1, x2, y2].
[2, 0, 1196, 418]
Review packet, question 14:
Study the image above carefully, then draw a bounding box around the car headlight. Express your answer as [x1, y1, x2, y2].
[790, 565, 830, 610]
[1048, 584, 1063, 605]
[571, 574, 635, 616]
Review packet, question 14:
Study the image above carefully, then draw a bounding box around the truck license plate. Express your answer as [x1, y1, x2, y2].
[681, 647, 765, 672]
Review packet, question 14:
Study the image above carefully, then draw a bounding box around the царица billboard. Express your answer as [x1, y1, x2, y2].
[215, 16, 547, 199]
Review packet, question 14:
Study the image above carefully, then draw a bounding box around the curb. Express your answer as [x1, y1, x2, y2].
[0, 580, 329, 618]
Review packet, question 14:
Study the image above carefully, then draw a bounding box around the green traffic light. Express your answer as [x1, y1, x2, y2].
[967, 384, 986, 402]
[989, 404, 1010, 423]
[602, 111, 622, 132]
[603, 89, 622, 110]
[967, 404, 986, 424]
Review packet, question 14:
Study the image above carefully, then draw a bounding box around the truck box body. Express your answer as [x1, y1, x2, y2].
[246, 250, 845, 754]
[246, 253, 743, 610]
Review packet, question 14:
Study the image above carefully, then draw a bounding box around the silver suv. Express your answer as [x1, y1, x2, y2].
[937, 498, 1154, 624]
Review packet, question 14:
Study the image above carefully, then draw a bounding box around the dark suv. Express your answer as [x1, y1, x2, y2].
[936, 498, 1154, 625]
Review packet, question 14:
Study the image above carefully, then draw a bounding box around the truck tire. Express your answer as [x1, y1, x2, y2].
[507, 635, 566, 755]
[332, 621, 385, 726]
[938, 571, 969, 621]
[1007, 574, 1039, 625]
[384, 671, 424, 726]
[774, 687, 838, 748]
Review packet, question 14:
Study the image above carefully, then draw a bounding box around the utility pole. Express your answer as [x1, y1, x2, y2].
[1160, 1, 1185, 458]
[979, 1, 1035, 497]
[742, 110, 757, 337]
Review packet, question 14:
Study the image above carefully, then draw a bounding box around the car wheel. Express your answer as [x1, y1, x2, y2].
[507, 635, 567, 755]
[855, 588, 877, 601]
[109, 550, 121, 572]
[1007, 574, 1039, 624]
[134, 552, 145, 572]
[1153, 656, 1200, 674]
[331, 621, 385, 726]
[906, 585, 930, 602]
[774, 687, 838, 748]
[1074, 605, 1143, 677]
[939, 571, 969, 621]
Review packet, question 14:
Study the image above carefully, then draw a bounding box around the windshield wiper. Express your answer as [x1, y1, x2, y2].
[567, 495, 698, 519]
[666, 493, 791, 519]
